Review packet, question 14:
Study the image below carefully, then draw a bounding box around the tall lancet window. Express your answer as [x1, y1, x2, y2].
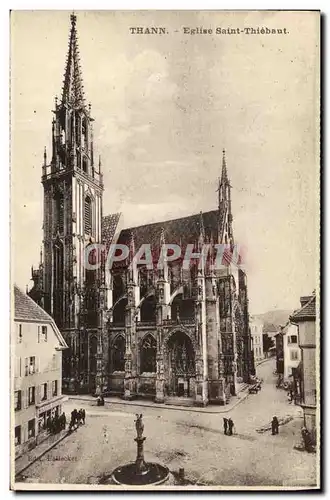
[56, 194, 64, 234]
[84, 196, 92, 234]
[82, 118, 87, 149]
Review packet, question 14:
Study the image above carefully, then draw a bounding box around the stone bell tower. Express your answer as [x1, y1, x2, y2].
[40, 13, 104, 393]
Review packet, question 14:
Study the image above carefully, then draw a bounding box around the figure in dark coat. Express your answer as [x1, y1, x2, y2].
[271, 416, 279, 435]
[223, 418, 228, 435]
[69, 409, 78, 431]
[228, 418, 234, 436]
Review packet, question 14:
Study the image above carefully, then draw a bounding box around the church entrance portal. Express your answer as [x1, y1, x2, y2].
[166, 331, 195, 398]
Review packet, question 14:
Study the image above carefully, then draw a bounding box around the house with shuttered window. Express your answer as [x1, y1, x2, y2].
[13, 285, 67, 458]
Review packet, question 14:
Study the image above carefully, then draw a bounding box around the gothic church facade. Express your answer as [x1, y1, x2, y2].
[30, 14, 254, 406]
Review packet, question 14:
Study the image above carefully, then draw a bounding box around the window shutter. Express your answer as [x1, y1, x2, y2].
[36, 384, 41, 404]
[24, 389, 29, 409]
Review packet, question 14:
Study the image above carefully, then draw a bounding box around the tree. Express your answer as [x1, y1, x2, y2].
[263, 334, 275, 357]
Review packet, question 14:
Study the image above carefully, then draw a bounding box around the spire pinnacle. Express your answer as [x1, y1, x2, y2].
[62, 13, 85, 107]
[160, 227, 166, 247]
[199, 211, 205, 239]
[198, 211, 205, 252]
[128, 230, 135, 262]
[221, 148, 229, 185]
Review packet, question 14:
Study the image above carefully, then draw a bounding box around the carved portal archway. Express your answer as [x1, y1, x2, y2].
[164, 330, 196, 398]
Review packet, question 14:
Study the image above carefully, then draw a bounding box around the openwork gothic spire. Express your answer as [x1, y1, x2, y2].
[62, 13, 86, 106]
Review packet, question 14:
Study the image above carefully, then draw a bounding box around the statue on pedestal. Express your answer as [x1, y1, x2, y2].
[135, 414, 144, 439]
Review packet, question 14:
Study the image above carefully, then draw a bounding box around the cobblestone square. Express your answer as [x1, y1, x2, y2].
[16, 360, 317, 488]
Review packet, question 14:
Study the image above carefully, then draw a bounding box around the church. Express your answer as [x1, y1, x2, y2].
[29, 13, 255, 407]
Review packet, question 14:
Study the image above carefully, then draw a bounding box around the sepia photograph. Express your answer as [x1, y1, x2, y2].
[10, 10, 320, 490]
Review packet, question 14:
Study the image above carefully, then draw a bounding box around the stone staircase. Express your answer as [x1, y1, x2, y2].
[164, 397, 195, 407]
[236, 382, 250, 393]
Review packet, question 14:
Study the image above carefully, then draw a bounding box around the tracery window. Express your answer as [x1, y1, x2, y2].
[140, 334, 157, 373]
[113, 335, 126, 372]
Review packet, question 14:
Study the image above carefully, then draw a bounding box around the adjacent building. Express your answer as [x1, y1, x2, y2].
[275, 322, 301, 390]
[29, 13, 254, 407]
[290, 294, 317, 443]
[249, 315, 264, 363]
[13, 285, 68, 458]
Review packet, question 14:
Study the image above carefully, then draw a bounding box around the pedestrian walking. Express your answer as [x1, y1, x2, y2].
[223, 418, 228, 435]
[80, 408, 86, 425]
[271, 416, 279, 435]
[69, 409, 77, 431]
[228, 418, 234, 436]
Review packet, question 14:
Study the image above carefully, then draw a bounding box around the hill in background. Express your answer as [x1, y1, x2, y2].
[254, 309, 294, 334]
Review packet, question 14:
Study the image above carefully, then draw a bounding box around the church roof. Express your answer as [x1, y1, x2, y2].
[102, 213, 121, 249]
[290, 295, 316, 322]
[105, 209, 219, 254]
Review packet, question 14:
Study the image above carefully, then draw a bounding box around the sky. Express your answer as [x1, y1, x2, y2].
[11, 10, 319, 314]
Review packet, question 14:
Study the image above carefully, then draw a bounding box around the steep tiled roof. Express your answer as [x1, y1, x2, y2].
[116, 209, 219, 252]
[14, 285, 68, 348]
[102, 213, 121, 249]
[14, 285, 53, 323]
[290, 295, 316, 322]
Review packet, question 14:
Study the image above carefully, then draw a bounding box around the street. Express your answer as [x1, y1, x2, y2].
[17, 359, 317, 487]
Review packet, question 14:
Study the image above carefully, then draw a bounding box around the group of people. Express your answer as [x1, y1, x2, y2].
[223, 416, 281, 436]
[46, 412, 66, 435]
[69, 408, 86, 431]
[223, 418, 235, 436]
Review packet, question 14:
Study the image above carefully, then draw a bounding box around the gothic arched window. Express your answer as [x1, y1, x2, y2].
[113, 335, 126, 372]
[84, 196, 92, 234]
[140, 334, 157, 373]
